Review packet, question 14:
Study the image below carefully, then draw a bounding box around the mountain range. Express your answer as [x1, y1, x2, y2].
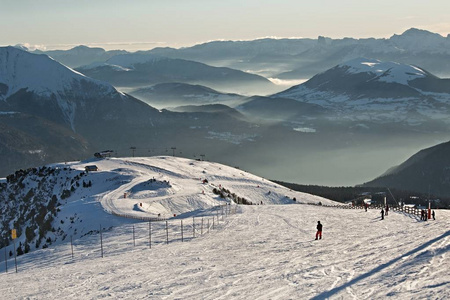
[2, 43, 450, 186]
[75, 53, 276, 95]
[27, 28, 450, 82]
[148, 28, 450, 79]
[0, 47, 263, 176]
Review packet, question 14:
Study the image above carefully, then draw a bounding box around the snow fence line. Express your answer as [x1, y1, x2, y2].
[1, 204, 238, 274]
[319, 203, 428, 218]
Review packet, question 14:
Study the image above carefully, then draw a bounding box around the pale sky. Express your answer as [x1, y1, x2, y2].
[1, 0, 449, 51]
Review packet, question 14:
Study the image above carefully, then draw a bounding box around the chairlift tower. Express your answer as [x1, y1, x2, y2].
[171, 147, 176, 157]
[130, 146, 136, 157]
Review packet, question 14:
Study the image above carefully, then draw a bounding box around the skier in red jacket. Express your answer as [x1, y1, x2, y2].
[315, 221, 323, 240]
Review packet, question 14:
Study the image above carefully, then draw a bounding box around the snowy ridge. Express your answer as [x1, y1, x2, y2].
[339, 58, 427, 85]
[0, 46, 117, 100]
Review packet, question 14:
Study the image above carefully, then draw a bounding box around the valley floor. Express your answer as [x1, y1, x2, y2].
[0, 205, 448, 299]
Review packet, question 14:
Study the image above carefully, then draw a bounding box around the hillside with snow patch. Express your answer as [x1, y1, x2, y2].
[0, 156, 333, 256]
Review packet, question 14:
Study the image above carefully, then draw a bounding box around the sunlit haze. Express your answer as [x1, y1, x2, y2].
[1, 0, 449, 51]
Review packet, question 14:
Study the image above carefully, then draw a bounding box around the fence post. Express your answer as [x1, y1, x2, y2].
[181, 220, 184, 242]
[148, 221, 152, 249]
[193, 217, 195, 238]
[4, 247, 7, 273]
[100, 224, 104, 258]
[71, 235, 74, 259]
[133, 225, 136, 247]
[213, 217, 215, 230]
[207, 219, 210, 233]
[201, 218, 204, 235]
[13, 238, 17, 273]
[166, 221, 169, 244]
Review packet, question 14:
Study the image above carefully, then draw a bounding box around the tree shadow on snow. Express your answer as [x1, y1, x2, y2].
[311, 230, 450, 300]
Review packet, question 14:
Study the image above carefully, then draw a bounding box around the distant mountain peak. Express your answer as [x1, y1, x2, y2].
[338, 57, 427, 84]
[397, 28, 444, 38]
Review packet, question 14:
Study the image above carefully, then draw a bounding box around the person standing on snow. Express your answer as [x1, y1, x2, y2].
[385, 204, 389, 216]
[315, 221, 323, 240]
[432, 210, 436, 220]
[381, 208, 384, 220]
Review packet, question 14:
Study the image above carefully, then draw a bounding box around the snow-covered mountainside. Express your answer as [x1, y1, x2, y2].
[0, 156, 333, 256]
[274, 58, 450, 124]
[0, 46, 158, 133]
[0, 46, 116, 100]
[0, 46, 183, 149]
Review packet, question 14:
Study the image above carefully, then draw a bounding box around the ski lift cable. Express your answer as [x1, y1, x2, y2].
[387, 188, 397, 205]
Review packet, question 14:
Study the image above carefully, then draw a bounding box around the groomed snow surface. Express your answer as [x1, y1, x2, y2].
[0, 157, 449, 299]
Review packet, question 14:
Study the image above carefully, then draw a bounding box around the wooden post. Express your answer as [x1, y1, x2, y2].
[181, 220, 184, 242]
[100, 225, 104, 258]
[133, 225, 136, 247]
[166, 221, 169, 244]
[71, 236, 74, 259]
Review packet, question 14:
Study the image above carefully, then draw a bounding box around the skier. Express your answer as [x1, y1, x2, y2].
[315, 221, 323, 240]
[385, 204, 389, 216]
[432, 210, 435, 220]
[364, 203, 368, 212]
[381, 208, 384, 220]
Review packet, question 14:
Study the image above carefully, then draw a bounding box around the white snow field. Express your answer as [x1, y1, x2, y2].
[0, 157, 449, 299]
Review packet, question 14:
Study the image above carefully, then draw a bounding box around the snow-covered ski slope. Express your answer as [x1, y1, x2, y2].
[0, 205, 448, 299]
[1, 156, 448, 299]
[66, 156, 335, 219]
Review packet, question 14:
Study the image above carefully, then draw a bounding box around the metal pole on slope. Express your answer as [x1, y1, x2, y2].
[71, 236, 74, 259]
[13, 239, 17, 273]
[149, 221, 152, 249]
[100, 225, 104, 258]
[193, 217, 195, 238]
[166, 221, 169, 244]
[181, 220, 184, 242]
[4, 247, 7, 273]
[133, 225, 136, 247]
